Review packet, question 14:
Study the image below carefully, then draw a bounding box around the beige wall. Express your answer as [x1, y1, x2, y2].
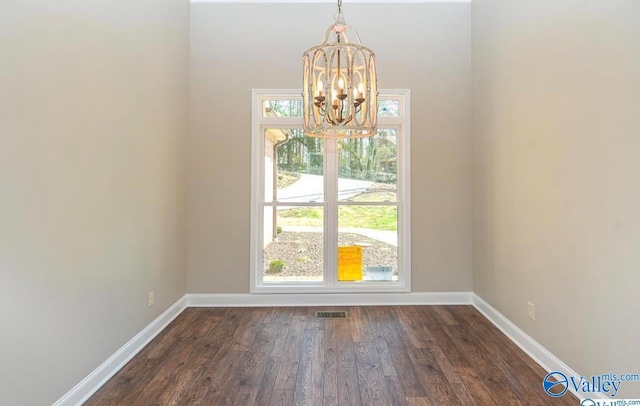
[9, 0, 637, 401]
[0, 1, 189, 404]
[188, 3, 473, 293]
[472, 0, 640, 398]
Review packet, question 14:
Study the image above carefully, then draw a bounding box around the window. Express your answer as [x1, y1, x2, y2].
[251, 89, 411, 293]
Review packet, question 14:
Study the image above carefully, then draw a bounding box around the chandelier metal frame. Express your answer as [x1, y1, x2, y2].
[302, 0, 378, 139]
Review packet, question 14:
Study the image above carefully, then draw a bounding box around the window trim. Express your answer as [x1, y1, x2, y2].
[250, 89, 411, 294]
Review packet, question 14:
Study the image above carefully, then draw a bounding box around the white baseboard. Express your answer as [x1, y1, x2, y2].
[472, 294, 605, 401]
[186, 291, 472, 307]
[53, 296, 188, 406]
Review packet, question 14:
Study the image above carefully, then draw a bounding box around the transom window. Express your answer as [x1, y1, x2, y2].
[250, 89, 411, 293]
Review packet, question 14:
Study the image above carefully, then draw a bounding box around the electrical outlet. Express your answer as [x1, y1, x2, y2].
[148, 290, 154, 308]
[528, 302, 535, 320]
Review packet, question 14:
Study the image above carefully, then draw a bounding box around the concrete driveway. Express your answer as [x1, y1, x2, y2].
[277, 174, 373, 203]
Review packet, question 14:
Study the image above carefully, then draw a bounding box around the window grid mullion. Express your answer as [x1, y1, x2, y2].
[337, 202, 399, 207]
[325, 139, 338, 287]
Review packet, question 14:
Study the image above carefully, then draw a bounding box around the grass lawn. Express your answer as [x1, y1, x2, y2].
[278, 205, 397, 231]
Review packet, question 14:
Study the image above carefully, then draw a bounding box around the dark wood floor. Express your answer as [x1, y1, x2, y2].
[86, 306, 576, 405]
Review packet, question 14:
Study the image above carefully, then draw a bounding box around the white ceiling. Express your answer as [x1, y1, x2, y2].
[191, 0, 470, 3]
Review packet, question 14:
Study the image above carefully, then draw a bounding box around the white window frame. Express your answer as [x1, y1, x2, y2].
[250, 89, 411, 293]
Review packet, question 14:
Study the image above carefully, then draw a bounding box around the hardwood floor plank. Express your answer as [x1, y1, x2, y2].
[386, 342, 426, 397]
[232, 307, 266, 351]
[374, 335, 397, 377]
[408, 347, 440, 373]
[412, 365, 462, 405]
[270, 389, 294, 406]
[271, 318, 292, 357]
[428, 325, 469, 368]
[354, 342, 392, 404]
[385, 375, 409, 406]
[349, 306, 373, 343]
[323, 396, 338, 406]
[429, 341, 463, 385]
[412, 305, 441, 326]
[334, 317, 356, 369]
[428, 339, 479, 405]
[181, 308, 252, 405]
[393, 306, 436, 349]
[449, 382, 478, 405]
[405, 396, 433, 406]
[337, 367, 361, 406]
[432, 305, 460, 326]
[367, 304, 428, 399]
[451, 366, 499, 406]
[366, 306, 403, 344]
[293, 327, 324, 406]
[194, 350, 244, 405]
[269, 306, 295, 325]
[323, 321, 338, 400]
[408, 347, 461, 405]
[274, 315, 305, 390]
[254, 356, 282, 406]
[444, 324, 524, 405]
[232, 323, 280, 405]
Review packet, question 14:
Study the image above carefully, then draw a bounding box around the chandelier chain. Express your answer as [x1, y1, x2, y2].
[334, 0, 344, 23]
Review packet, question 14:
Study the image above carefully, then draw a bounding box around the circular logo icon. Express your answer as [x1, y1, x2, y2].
[543, 372, 569, 397]
[581, 400, 597, 406]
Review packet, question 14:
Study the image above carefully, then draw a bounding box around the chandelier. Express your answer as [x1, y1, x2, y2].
[302, 0, 378, 139]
